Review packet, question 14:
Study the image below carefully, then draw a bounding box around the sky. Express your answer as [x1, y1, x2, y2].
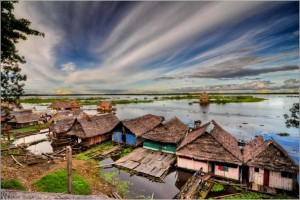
[13, 1, 299, 94]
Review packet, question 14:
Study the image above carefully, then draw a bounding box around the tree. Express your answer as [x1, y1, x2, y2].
[284, 103, 299, 128]
[1, 1, 44, 111]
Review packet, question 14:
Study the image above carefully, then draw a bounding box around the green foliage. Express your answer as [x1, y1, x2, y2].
[113, 99, 154, 104]
[111, 147, 134, 157]
[277, 132, 290, 137]
[284, 103, 299, 128]
[11, 123, 50, 134]
[232, 185, 243, 191]
[1, 1, 44, 107]
[76, 141, 115, 159]
[75, 154, 90, 160]
[211, 183, 225, 192]
[210, 95, 265, 103]
[33, 169, 91, 195]
[101, 171, 131, 197]
[1, 179, 26, 190]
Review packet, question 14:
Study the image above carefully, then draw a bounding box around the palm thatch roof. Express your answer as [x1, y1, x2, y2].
[49, 100, 81, 110]
[243, 135, 299, 173]
[50, 110, 88, 122]
[66, 114, 120, 138]
[8, 111, 40, 124]
[142, 117, 189, 144]
[176, 120, 243, 165]
[122, 114, 164, 137]
[52, 118, 76, 134]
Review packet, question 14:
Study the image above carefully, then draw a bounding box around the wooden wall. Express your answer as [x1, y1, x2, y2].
[214, 164, 239, 181]
[177, 156, 209, 172]
[82, 133, 111, 146]
[249, 167, 264, 185]
[269, 171, 294, 191]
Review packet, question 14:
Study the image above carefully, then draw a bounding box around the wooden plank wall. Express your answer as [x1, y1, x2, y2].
[269, 171, 293, 191]
[177, 157, 209, 172]
[249, 167, 264, 185]
[214, 164, 239, 180]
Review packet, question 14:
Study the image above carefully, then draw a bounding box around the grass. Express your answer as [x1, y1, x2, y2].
[76, 141, 115, 160]
[223, 191, 273, 199]
[101, 171, 131, 197]
[209, 95, 265, 103]
[277, 132, 290, 136]
[211, 183, 225, 192]
[19, 97, 109, 105]
[1, 179, 26, 190]
[11, 123, 50, 134]
[33, 169, 91, 195]
[113, 99, 154, 104]
[111, 146, 134, 157]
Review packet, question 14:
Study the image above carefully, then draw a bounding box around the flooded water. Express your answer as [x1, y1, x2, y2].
[21, 95, 299, 163]
[100, 157, 193, 199]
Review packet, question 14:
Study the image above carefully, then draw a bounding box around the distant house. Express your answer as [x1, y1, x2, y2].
[7, 109, 40, 128]
[49, 110, 88, 123]
[176, 120, 243, 181]
[113, 114, 164, 145]
[200, 92, 210, 105]
[52, 114, 120, 146]
[243, 134, 299, 191]
[49, 100, 81, 111]
[97, 101, 116, 112]
[141, 117, 189, 154]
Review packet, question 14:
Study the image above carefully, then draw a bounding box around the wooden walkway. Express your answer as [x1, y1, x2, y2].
[114, 148, 176, 181]
[177, 173, 213, 199]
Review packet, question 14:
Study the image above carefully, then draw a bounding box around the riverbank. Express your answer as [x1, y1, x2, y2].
[19, 95, 265, 105]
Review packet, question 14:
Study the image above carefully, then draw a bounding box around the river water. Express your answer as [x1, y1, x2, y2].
[18, 94, 299, 198]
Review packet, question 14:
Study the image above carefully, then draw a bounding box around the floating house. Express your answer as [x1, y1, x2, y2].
[200, 92, 210, 105]
[7, 109, 40, 128]
[176, 120, 243, 181]
[49, 110, 88, 123]
[97, 101, 116, 112]
[142, 117, 189, 154]
[49, 100, 81, 111]
[114, 114, 164, 145]
[243, 135, 299, 191]
[52, 113, 120, 146]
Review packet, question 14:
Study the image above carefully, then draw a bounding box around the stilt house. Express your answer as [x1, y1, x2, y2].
[97, 101, 116, 112]
[7, 109, 40, 128]
[52, 114, 120, 146]
[49, 100, 81, 111]
[200, 92, 210, 105]
[113, 114, 164, 145]
[49, 110, 88, 123]
[176, 120, 243, 181]
[141, 117, 189, 154]
[243, 134, 299, 191]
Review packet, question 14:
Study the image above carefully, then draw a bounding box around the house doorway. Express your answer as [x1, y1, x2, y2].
[263, 169, 270, 186]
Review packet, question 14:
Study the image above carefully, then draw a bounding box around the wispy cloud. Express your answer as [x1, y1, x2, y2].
[13, 1, 299, 94]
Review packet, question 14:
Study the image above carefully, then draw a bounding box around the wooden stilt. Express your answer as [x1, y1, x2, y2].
[66, 146, 72, 194]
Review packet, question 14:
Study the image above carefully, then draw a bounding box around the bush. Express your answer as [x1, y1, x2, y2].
[211, 183, 224, 192]
[1, 179, 25, 190]
[33, 169, 91, 195]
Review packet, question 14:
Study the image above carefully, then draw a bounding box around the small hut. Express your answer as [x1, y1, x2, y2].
[49, 100, 81, 111]
[7, 109, 40, 128]
[97, 101, 116, 112]
[200, 92, 210, 105]
[49, 110, 88, 123]
[243, 135, 299, 191]
[52, 114, 120, 146]
[141, 117, 189, 154]
[114, 114, 164, 145]
[176, 120, 243, 181]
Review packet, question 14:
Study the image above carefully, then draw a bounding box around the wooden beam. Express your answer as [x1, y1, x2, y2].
[66, 146, 72, 194]
[11, 155, 23, 167]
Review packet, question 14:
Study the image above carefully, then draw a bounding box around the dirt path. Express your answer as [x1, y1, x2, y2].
[1, 156, 115, 196]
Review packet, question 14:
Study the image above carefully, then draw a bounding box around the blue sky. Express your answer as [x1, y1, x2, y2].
[14, 1, 299, 94]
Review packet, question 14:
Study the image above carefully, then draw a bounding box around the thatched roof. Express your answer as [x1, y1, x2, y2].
[67, 114, 120, 138]
[176, 120, 243, 165]
[99, 101, 115, 107]
[52, 118, 76, 134]
[122, 114, 164, 137]
[49, 100, 81, 109]
[8, 111, 40, 124]
[142, 117, 189, 144]
[50, 110, 88, 122]
[243, 135, 299, 173]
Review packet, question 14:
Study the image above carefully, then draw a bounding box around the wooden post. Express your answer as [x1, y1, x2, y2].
[66, 146, 72, 194]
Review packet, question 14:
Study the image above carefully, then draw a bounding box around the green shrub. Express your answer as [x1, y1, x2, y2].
[211, 183, 225, 192]
[277, 132, 290, 137]
[1, 179, 25, 190]
[33, 169, 91, 195]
